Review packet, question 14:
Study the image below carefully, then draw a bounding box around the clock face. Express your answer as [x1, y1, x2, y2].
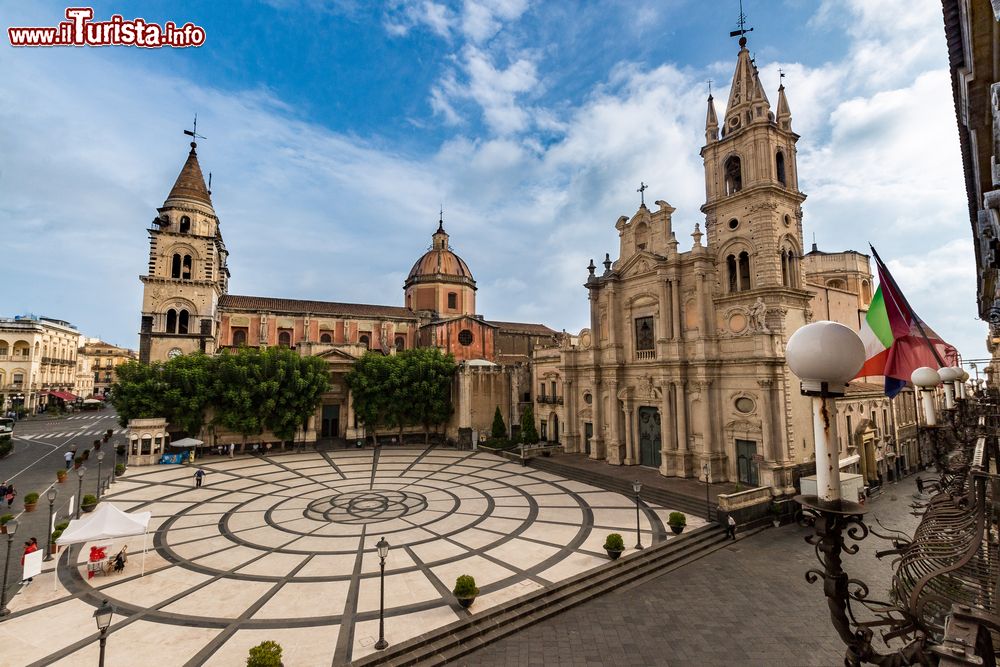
[168, 348, 182, 359]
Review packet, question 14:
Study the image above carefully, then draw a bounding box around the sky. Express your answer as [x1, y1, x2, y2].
[0, 0, 987, 362]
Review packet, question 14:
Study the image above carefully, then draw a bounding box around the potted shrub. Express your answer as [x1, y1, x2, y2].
[81, 494, 98, 513]
[603, 532, 625, 560]
[56, 469, 68, 483]
[247, 640, 283, 667]
[115, 463, 125, 477]
[50, 529, 63, 554]
[23, 492, 39, 512]
[667, 511, 686, 535]
[73, 456, 83, 470]
[453, 574, 479, 608]
[0, 515, 13, 534]
[770, 503, 782, 528]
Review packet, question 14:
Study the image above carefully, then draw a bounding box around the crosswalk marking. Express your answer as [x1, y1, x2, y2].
[66, 414, 109, 420]
[15, 428, 125, 441]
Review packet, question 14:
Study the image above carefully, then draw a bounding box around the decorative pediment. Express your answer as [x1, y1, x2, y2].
[315, 347, 361, 362]
[616, 251, 661, 278]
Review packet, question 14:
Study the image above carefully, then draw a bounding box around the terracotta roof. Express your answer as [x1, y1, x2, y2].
[219, 294, 416, 319]
[166, 143, 212, 206]
[487, 320, 559, 336]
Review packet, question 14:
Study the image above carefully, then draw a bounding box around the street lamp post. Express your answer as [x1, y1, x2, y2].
[44, 487, 57, 562]
[375, 537, 390, 651]
[0, 520, 17, 616]
[631, 480, 643, 550]
[75, 466, 87, 519]
[702, 463, 711, 520]
[93, 598, 113, 667]
[96, 451, 105, 500]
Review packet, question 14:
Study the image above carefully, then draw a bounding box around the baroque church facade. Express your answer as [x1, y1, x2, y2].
[138, 38, 885, 491]
[531, 39, 880, 492]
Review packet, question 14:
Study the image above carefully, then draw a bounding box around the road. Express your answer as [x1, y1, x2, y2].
[0, 409, 126, 597]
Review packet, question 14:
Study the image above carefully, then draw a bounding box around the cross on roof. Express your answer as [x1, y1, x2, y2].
[707, 79, 713, 96]
[779, 68, 785, 81]
[637, 181, 648, 207]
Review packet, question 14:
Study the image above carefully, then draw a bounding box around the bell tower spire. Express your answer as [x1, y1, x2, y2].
[776, 70, 793, 131]
[705, 80, 719, 144]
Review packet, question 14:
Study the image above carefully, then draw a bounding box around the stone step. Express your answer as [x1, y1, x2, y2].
[526, 458, 718, 521]
[352, 524, 741, 667]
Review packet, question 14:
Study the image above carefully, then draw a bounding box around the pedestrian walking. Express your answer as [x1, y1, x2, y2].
[64, 450, 73, 469]
[0, 481, 7, 501]
[5, 484, 16, 509]
[194, 469, 206, 488]
[228, 443, 234, 458]
[21, 538, 38, 584]
[725, 514, 737, 540]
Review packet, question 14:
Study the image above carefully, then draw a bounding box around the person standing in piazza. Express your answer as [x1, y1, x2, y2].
[194, 468, 206, 488]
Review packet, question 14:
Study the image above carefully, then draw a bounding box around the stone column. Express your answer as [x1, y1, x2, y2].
[757, 379, 776, 461]
[659, 383, 675, 476]
[671, 279, 681, 339]
[564, 378, 574, 451]
[622, 400, 634, 465]
[659, 277, 671, 343]
[675, 380, 688, 454]
[608, 381, 622, 464]
[591, 377, 604, 460]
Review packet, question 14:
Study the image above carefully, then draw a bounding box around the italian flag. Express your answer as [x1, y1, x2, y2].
[856, 247, 957, 397]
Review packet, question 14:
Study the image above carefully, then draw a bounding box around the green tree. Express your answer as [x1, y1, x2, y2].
[345, 352, 396, 445]
[491, 406, 506, 440]
[399, 348, 455, 444]
[159, 352, 214, 435]
[262, 346, 331, 440]
[110, 361, 167, 428]
[520, 404, 539, 444]
[212, 348, 268, 449]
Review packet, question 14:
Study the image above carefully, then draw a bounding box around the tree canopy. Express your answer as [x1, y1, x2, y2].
[491, 406, 506, 440]
[111, 347, 330, 441]
[520, 404, 539, 444]
[346, 348, 456, 443]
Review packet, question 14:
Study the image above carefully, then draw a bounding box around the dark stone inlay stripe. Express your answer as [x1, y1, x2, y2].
[332, 524, 367, 666]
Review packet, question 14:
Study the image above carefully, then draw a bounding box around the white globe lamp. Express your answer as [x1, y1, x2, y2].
[912, 367, 941, 425]
[786, 322, 865, 505]
[938, 367, 960, 409]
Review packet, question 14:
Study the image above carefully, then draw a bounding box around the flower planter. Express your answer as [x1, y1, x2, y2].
[772, 519, 781, 528]
[668, 523, 685, 535]
[23, 502, 37, 513]
[81, 503, 97, 513]
[57, 472, 67, 483]
[456, 596, 476, 608]
[605, 548, 624, 560]
[73, 462, 81, 470]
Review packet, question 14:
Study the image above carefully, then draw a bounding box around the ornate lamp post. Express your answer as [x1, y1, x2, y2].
[0, 520, 17, 617]
[75, 466, 87, 519]
[374, 536, 389, 651]
[44, 487, 57, 562]
[96, 450, 105, 500]
[631, 480, 644, 550]
[93, 598, 113, 667]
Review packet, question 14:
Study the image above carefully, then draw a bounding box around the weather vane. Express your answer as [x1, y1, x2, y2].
[779, 68, 786, 84]
[637, 181, 648, 207]
[707, 79, 713, 96]
[183, 113, 206, 147]
[729, 0, 753, 46]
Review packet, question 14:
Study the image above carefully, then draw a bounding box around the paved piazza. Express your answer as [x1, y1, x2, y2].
[1, 447, 702, 666]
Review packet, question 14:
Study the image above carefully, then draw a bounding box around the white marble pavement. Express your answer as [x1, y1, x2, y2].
[0, 448, 704, 666]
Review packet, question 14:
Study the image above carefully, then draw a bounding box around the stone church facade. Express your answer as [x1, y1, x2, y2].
[537, 41, 881, 491]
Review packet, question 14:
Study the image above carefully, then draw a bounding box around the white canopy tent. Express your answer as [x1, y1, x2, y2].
[56, 502, 153, 577]
[168, 437, 204, 449]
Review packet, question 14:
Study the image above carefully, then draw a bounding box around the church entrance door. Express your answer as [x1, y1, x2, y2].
[736, 439, 759, 486]
[584, 422, 593, 456]
[637, 407, 661, 468]
[321, 404, 340, 438]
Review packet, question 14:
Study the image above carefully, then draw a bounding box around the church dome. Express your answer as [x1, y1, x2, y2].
[405, 220, 475, 284]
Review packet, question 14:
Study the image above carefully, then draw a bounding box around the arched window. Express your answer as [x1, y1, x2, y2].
[182, 255, 192, 280]
[180, 216, 191, 234]
[166, 309, 177, 333]
[724, 156, 742, 194]
[171, 254, 181, 279]
[634, 222, 649, 250]
[141, 435, 152, 455]
[738, 251, 751, 291]
[0, 342, 6, 357]
[395, 336, 405, 351]
[178, 310, 189, 334]
[775, 151, 786, 186]
[232, 329, 247, 346]
[320, 333, 332, 344]
[359, 334, 370, 349]
[827, 279, 846, 290]
[447, 292, 457, 310]
[781, 249, 789, 287]
[727, 254, 739, 293]
[278, 331, 291, 347]
[861, 280, 872, 303]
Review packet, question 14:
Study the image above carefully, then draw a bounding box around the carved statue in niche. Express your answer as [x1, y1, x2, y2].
[748, 297, 769, 333]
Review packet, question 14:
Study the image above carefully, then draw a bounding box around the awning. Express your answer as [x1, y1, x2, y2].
[839, 454, 860, 469]
[169, 437, 204, 448]
[44, 391, 78, 402]
[83, 398, 103, 405]
[56, 502, 152, 576]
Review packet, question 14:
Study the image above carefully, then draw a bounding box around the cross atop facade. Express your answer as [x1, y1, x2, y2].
[637, 181, 648, 207]
[707, 79, 713, 96]
[183, 113, 206, 147]
[779, 68, 785, 83]
[729, 0, 753, 46]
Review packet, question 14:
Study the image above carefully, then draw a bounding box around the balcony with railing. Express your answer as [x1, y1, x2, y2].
[635, 349, 655, 361]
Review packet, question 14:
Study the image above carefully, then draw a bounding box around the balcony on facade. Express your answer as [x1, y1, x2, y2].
[635, 349, 655, 361]
[537, 395, 564, 405]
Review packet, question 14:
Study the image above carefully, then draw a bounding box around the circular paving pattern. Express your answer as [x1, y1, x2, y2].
[30, 448, 692, 665]
[306, 489, 428, 524]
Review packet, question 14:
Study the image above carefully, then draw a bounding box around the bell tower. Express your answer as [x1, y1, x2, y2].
[139, 136, 229, 363]
[700, 35, 806, 294]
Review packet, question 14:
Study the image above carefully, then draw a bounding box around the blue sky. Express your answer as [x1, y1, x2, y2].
[0, 0, 986, 362]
